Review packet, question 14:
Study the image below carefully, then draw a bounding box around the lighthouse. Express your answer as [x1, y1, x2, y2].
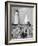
[14, 9, 20, 24]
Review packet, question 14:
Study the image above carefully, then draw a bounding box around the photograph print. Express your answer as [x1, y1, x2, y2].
[5, 1, 37, 45]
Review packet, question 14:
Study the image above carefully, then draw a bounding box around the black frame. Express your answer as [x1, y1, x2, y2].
[5, 1, 37, 45]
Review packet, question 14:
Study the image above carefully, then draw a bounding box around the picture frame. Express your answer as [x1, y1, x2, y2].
[5, 1, 37, 45]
